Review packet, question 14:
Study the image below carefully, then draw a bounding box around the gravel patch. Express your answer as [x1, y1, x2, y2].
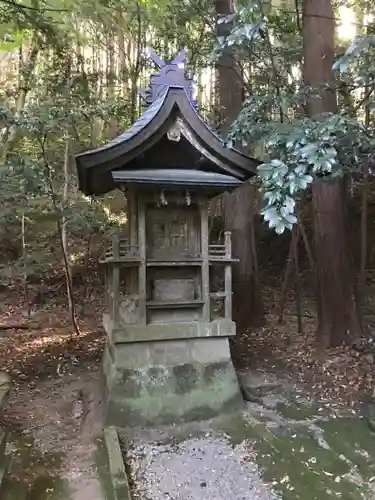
[128, 434, 280, 500]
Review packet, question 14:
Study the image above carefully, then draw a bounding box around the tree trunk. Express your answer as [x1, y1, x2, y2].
[216, 0, 264, 330]
[224, 183, 264, 331]
[303, 0, 361, 346]
[312, 179, 361, 346]
[215, 0, 244, 129]
[117, 10, 129, 101]
[1, 32, 39, 161]
[303, 0, 336, 115]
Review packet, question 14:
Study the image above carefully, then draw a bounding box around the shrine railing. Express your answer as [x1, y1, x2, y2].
[100, 231, 233, 264]
[208, 231, 232, 261]
[100, 236, 139, 263]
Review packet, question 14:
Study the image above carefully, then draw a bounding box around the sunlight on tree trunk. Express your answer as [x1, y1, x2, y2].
[303, 0, 361, 347]
[62, 137, 70, 264]
[1, 32, 39, 162]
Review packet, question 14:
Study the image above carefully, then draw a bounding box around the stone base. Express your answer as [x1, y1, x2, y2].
[0, 373, 10, 417]
[102, 330, 244, 428]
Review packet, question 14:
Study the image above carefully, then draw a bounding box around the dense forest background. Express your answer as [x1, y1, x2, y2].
[1, 0, 375, 356]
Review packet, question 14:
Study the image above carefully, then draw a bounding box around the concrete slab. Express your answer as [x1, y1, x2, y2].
[103, 427, 132, 500]
[118, 416, 279, 500]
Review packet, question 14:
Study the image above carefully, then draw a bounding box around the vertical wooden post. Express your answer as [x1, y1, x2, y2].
[106, 266, 113, 314]
[112, 233, 120, 325]
[224, 230, 232, 320]
[104, 267, 109, 310]
[200, 198, 210, 321]
[138, 194, 147, 325]
[128, 191, 138, 295]
[128, 191, 138, 246]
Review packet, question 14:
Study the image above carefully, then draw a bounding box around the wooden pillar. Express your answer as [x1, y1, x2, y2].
[224, 230, 232, 320]
[200, 198, 210, 321]
[128, 191, 138, 245]
[128, 190, 138, 295]
[104, 267, 109, 310]
[111, 233, 120, 325]
[137, 194, 147, 325]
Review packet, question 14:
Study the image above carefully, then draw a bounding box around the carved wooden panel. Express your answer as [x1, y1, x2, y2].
[146, 267, 202, 303]
[153, 279, 195, 301]
[146, 205, 200, 258]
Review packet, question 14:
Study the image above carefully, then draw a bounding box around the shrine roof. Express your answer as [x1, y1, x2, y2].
[84, 90, 168, 155]
[75, 49, 259, 196]
[112, 168, 242, 189]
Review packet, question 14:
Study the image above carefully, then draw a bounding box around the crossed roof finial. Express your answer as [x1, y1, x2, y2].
[137, 48, 196, 106]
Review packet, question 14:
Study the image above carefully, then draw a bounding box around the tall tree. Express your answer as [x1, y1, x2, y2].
[218, 0, 370, 347]
[215, 0, 264, 331]
[303, 0, 361, 346]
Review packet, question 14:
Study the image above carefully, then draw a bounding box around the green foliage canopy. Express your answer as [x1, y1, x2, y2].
[216, 1, 375, 233]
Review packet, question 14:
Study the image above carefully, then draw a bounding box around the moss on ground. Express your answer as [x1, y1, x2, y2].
[276, 401, 320, 421]
[1, 433, 65, 500]
[227, 411, 375, 500]
[321, 418, 375, 483]
[114, 408, 375, 500]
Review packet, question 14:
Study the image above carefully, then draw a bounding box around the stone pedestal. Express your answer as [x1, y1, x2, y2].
[102, 317, 244, 427]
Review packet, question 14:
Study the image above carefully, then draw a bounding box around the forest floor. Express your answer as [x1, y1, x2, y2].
[1, 277, 374, 412]
[0, 279, 375, 498]
[1, 367, 108, 500]
[233, 282, 375, 415]
[0, 287, 108, 500]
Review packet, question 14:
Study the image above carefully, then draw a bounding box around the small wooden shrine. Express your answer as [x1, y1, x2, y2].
[75, 49, 258, 427]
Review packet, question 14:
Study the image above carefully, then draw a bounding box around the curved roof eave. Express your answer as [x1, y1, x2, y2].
[76, 87, 173, 169]
[171, 91, 259, 177]
[75, 86, 259, 195]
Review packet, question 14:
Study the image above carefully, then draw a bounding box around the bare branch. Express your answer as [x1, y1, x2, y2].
[0, 0, 68, 12]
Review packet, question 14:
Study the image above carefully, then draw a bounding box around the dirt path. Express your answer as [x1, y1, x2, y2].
[2, 366, 107, 500]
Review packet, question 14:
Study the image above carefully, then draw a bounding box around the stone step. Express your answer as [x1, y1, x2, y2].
[237, 370, 283, 399]
[0, 430, 5, 458]
[0, 433, 9, 499]
[0, 373, 10, 418]
[0, 373, 10, 500]
[0, 455, 9, 495]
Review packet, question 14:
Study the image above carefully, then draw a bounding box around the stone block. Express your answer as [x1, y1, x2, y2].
[107, 319, 236, 344]
[114, 343, 153, 369]
[101, 326, 243, 428]
[204, 361, 231, 384]
[0, 429, 5, 457]
[0, 373, 10, 496]
[0, 373, 10, 389]
[221, 393, 246, 413]
[103, 427, 132, 500]
[145, 366, 175, 396]
[237, 371, 282, 397]
[121, 369, 142, 398]
[0, 372, 10, 418]
[173, 364, 200, 394]
[190, 338, 229, 364]
[152, 340, 192, 365]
